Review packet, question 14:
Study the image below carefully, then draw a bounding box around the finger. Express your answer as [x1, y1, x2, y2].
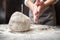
[35, 0, 40, 6]
[34, 14, 39, 21]
[37, 6, 41, 12]
[34, 16, 39, 23]
[40, 0, 44, 5]
[34, 12, 38, 15]
[35, 12, 40, 16]
[35, 0, 40, 4]
[33, 6, 37, 15]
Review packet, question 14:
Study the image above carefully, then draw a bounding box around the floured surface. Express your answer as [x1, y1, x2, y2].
[0, 24, 60, 40]
[0, 24, 55, 33]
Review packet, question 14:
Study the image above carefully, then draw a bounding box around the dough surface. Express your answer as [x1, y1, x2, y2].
[8, 12, 31, 32]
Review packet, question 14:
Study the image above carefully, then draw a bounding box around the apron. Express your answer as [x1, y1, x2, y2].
[29, 0, 56, 26]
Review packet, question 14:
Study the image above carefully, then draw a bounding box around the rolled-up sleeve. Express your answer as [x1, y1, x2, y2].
[24, 0, 34, 6]
[24, 0, 28, 6]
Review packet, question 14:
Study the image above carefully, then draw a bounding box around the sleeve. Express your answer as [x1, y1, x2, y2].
[53, 0, 59, 5]
[24, 0, 28, 6]
[24, 0, 34, 6]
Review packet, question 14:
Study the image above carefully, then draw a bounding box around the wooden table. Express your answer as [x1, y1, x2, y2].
[0, 24, 60, 40]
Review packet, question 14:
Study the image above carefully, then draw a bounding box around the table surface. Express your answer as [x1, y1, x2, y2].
[0, 24, 60, 40]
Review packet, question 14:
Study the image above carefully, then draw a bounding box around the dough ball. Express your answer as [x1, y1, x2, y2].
[8, 12, 31, 32]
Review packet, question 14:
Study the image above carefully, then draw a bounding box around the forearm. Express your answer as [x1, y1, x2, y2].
[44, 0, 56, 8]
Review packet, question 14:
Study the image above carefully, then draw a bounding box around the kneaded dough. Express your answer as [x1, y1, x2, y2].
[8, 12, 31, 32]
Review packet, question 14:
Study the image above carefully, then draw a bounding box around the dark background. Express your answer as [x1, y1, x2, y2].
[0, 0, 60, 26]
[55, 1, 60, 26]
[0, 0, 6, 24]
[6, 0, 29, 23]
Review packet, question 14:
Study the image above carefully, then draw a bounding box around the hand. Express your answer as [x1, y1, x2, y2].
[33, 0, 45, 23]
[33, 4, 39, 23]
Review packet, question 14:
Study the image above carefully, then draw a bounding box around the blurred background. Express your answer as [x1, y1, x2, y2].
[0, 0, 6, 24]
[0, 0, 60, 26]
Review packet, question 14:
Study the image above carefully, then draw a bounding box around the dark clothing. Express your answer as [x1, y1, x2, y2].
[29, 0, 56, 26]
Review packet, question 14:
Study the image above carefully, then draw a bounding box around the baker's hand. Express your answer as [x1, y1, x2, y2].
[33, 3, 39, 23]
[33, 0, 45, 23]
